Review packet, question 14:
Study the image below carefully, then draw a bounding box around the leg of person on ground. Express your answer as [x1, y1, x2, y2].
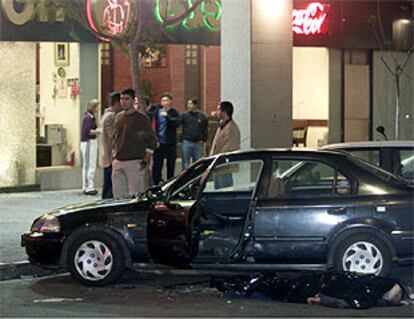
[166, 143, 177, 180]
[85, 139, 97, 194]
[112, 159, 129, 199]
[122, 159, 143, 197]
[193, 142, 204, 162]
[181, 139, 191, 170]
[102, 165, 113, 199]
[80, 141, 88, 192]
[152, 147, 165, 185]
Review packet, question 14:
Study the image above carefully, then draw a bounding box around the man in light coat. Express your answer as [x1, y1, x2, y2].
[210, 101, 241, 189]
[99, 92, 121, 199]
[210, 101, 240, 155]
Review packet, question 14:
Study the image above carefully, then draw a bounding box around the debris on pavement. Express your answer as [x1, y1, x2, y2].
[34, 298, 83, 303]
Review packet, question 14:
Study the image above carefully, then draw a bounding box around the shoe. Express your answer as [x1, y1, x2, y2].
[84, 190, 98, 195]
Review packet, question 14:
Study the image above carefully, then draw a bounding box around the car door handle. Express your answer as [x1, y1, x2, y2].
[327, 207, 347, 215]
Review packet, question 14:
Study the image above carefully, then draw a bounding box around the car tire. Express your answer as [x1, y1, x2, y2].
[333, 233, 392, 277]
[67, 231, 125, 286]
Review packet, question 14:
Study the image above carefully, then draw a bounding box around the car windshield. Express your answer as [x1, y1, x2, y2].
[348, 155, 409, 185]
[163, 157, 215, 198]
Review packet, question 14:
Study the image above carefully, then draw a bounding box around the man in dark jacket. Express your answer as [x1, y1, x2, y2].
[180, 98, 208, 170]
[148, 93, 181, 185]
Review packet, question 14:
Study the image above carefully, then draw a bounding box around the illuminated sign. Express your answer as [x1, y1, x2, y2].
[3, 0, 328, 42]
[292, 2, 328, 35]
[1, 0, 64, 25]
[103, 0, 131, 35]
[86, 0, 132, 40]
[154, 0, 221, 31]
[1, 1, 34, 25]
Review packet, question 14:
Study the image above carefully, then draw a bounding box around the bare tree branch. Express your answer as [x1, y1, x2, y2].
[377, 0, 388, 48]
[398, 50, 413, 76]
[381, 56, 396, 76]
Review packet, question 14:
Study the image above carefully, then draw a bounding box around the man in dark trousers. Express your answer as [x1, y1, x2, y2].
[149, 93, 181, 185]
[180, 98, 208, 170]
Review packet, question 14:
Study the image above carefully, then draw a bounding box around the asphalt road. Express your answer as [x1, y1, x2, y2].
[1, 270, 413, 318]
[1, 189, 414, 317]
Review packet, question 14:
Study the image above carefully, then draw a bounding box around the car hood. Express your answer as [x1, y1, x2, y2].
[45, 197, 150, 218]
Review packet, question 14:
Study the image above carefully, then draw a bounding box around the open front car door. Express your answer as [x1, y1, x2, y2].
[191, 154, 265, 264]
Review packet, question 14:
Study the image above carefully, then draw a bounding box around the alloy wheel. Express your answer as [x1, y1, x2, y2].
[342, 241, 383, 275]
[74, 240, 113, 281]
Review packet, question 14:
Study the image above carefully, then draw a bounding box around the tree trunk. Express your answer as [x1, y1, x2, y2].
[394, 73, 401, 140]
[129, 42, 142, 101]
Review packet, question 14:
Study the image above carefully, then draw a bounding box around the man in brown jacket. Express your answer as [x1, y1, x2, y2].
[112, 89, 158, 199]
[210, 101, 241, 189]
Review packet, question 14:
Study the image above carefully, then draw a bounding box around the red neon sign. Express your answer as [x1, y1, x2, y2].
[103, 0, 131, 35]
[86, 0, 131, 41]
[292, 2, 328, 35]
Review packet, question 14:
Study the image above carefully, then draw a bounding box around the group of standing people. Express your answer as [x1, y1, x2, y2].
[80, 89, 240, 199]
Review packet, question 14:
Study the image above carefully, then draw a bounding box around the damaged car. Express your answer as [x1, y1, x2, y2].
[21, 149, 414, 286]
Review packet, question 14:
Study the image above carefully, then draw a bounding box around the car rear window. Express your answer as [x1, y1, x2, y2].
[399, 149, 414, 182]
[348, 156, 408, 185]
[344, 149, 380, 167]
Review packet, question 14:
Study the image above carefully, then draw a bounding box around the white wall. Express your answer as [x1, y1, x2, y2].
[0, 42, 36, 187]
[293, 47, 329, 147]
[39, 43, 81, 165]
[293, 47, 329, 120]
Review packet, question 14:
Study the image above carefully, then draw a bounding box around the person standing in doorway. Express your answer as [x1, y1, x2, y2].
[80, 99, 100, 195]
[181, 98, 208, 170]
[149, 93, 181, 185]
[99, 92, 121, 199]
[112, 89, 158, 199]
[210, 101, 241, 189]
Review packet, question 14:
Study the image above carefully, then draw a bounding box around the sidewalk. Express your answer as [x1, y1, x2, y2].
[0, 189, 100, 265]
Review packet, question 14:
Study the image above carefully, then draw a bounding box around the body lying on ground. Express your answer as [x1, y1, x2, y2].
[211, 271, 406, 309]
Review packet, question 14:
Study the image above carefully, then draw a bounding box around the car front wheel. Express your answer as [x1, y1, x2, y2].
[334, 234, 392, 277]
[67, 231, 125, 286]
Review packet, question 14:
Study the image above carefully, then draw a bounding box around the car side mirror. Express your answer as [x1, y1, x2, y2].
[145, 186, 163, 199]
[335, 179, 351, 195]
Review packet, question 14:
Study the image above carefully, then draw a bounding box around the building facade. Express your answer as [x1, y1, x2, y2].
[0, 0, 412, 189]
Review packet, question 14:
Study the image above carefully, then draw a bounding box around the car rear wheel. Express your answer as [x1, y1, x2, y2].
[67, 231, 125, 286]
[334, 233, 392, 276]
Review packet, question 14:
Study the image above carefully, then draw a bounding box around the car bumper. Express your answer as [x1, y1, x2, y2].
[21, 232, 64, 265]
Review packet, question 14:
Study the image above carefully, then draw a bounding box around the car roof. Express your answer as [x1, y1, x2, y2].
[212, 147, 346, 157]
[321, 140, 414, 149]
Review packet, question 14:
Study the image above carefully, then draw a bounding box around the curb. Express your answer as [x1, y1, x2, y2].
[0, 184, 40, 194]
[0, 261, 63, 281]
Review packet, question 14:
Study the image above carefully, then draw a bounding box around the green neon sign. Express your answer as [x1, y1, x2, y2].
[154, 0, 221, 32]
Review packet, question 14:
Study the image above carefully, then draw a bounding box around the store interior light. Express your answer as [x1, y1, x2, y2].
[257, 0, 288, 21]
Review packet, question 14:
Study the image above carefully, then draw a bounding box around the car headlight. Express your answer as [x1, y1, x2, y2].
[31, 215, 60, 233]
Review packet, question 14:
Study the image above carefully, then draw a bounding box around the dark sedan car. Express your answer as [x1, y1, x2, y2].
[22, 149, 414, 286]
